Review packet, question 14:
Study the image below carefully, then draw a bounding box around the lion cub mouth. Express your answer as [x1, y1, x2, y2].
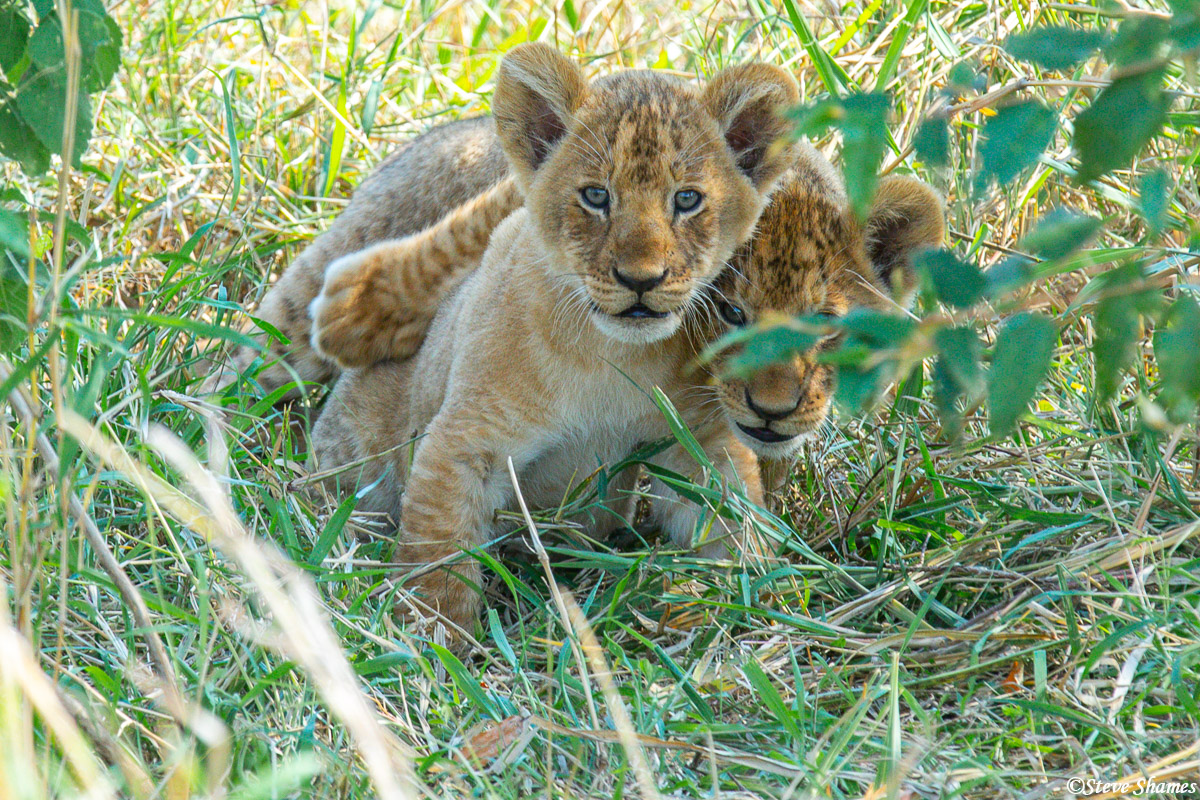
[736, 423, 797, 444]
[616, 303, 669, 320]
[586, 301, 682, 344]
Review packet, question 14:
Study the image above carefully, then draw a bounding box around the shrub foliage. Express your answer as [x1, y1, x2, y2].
[720, 5, 1200, 438]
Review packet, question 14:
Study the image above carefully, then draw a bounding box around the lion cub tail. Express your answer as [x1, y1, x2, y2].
[309, 176, 523, 368]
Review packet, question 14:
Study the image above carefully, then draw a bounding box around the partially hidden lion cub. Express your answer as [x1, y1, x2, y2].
[308, 43, 802, 631]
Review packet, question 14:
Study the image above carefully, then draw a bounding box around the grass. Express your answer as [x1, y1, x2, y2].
[2, 0, 1200, 798]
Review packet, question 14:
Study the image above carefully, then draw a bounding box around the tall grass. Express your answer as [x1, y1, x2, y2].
[2, 1, 1198, 798]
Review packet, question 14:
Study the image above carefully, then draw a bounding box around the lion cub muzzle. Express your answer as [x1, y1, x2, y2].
[726, 358, 832, 456]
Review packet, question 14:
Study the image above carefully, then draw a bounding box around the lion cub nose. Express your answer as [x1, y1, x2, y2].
[612, 265, 667, 295]
[745, 367, 802, 421]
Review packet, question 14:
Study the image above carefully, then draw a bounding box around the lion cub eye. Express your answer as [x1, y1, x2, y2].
[674, 189, 702, 213]
[816, 310, 843, 338]
[718, 301, 747, 326]
[580, 186, 610, 211]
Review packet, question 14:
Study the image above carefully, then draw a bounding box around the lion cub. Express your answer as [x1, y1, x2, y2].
[312, 156, 945, 464]
[311, 43, 799, 631]
[705, 169, 944, 459]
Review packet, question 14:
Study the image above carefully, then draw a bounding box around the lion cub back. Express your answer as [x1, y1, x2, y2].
[212, 116, 511, 396]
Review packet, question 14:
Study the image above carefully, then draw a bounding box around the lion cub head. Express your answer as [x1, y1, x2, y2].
[492, 43, 799, 344]
[709, 160, 945, 458]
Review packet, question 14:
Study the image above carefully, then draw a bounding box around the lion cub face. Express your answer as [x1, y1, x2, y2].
[711, 171, 946, 458]
[492, 44, 799, 344]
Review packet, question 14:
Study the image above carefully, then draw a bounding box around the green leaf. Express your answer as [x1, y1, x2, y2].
[925, 11, 959, 59]
[651, 386, 709, 468]
[561, 0, 579, 29]
[1171, 0, 1200, 49]
[1153, 295, 1200, 422]
[840, 92, 890, 221]
[932, 357, 963, 433]
[308, 493, 356, 565]
[916, 248, 985, 309]
[360, 79, 382, 136]
[0, 207, 30, 260]
[989, 313, 1057, 435]
[876, 0, 928, 91]
[934, 325, 983, 395]
[788, 92, 892, 218]
[14, 66, 92, 163]
[787, 97, 841, 139]
[1092, 263, 1162, 402]
[0, 100, 50, 174]
[86, 11, 122, 92]
[1004, 27, 1106, 71]
[836, 308, 916, 346]
[425, 642, 500, 720]
[1139, 169, 1170, 236]
[0, 273, 27, 353]
[0, 4, 31, 76]
[1000, 698, 1105, 728]
[1105, 15, 1169, 66]
[829, 310, 915, 413]
[721, 319, 824, 379]
[947, 62, 977, 92]
[27, 7, 122, 93]
[742, 658, 804, 743]
[913, 116, 949, 168]
[985, 255, 1036, 296]
[835, 360, 885, 412]
[779, 0, 847, 95]
[219, 69, 242, 210]
[1074, 67, 1171, 184]
[1020, 209, 1102, 261]
[976, 100, 1057, 192]
[27, 15, 67, 68]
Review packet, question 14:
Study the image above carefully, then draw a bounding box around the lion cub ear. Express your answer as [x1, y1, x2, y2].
[492, 43, 588, 189]
[863, 175, 946, 306]
[703, 64, 800, 191]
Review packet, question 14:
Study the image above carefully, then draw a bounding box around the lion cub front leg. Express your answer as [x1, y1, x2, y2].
[395, 406, 546, 632]
[647, 422, 764, 560]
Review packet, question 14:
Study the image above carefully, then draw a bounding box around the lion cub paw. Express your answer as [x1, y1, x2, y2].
[310, 247, 433, 368]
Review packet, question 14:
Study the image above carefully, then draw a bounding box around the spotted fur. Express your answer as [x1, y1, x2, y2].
[708, 162, 946, 459]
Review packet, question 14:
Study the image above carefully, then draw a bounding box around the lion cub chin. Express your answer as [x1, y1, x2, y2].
[311, 43, 799, 635]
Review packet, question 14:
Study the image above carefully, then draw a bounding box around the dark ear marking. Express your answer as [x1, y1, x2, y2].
[528, 108, 567, 168]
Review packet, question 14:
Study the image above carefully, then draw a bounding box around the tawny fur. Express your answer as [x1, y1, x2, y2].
[309, 43, 800, 633]
[309, 177, 524, 368]
[708, 170, 946, 459]
[207, 117, 509, 395]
